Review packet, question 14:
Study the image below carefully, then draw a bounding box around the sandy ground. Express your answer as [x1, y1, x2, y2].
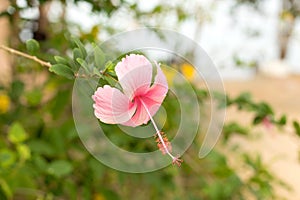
[224, 75, 300, 200]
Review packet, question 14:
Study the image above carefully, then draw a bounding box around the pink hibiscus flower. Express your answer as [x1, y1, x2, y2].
[92, 54, 182, 166]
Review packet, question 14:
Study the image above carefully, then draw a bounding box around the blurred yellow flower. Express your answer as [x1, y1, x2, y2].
[0, 93, 10, 114]
[93, 193, 106, 200]
[181, 63, 195, 81]
[280, 11, 295, 22]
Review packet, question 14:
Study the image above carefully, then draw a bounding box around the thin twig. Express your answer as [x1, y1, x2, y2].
[0, 44, 52, 68]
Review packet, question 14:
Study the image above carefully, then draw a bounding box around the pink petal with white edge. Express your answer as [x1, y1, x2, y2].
[92, 85, 136, 124]
[121, 63, 169, 127]
[146, 62, 168, 103]
[121, 98, 150, 127]
[115, 54, 153, 99]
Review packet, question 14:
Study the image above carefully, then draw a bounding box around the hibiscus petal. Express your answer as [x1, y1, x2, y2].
[145, 62, 168, 104]
[121, 98, 150, 127]
[121, 63, 169, 127]
[115, 54, 153, 99]
[92, 85, 136, 124]
[141, 96, 161, 117]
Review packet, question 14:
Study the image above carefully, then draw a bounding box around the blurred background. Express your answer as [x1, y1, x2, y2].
[0, 0, 300, 199]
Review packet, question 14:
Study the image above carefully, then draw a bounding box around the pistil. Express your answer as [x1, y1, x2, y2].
[140, 99, 183, 166]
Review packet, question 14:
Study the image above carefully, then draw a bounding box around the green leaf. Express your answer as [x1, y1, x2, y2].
[93, 68, 101, 76]
[0, 188, 7, 200]
[104, 61, 116, 74]
[63, 179, 77, 200]
[33, 155, 48, 172]
[89, 158, 104, 179]
[8, 122, 28, 144]
[47, 160, 73, 178]
[257, 102, 273, 115]
[73, 48, 83, 61]
[253, 115, 263, 125]
[101, 189, 120, 200]
[72, 37, 87, 58]
[10, 80, 24, 100]
[97, 77, 109, 87]
[0, 149, 16, 168]
[293, 121, 300, 137]
[277, 115, 287, 125]
[93, 44, 105, 68]
[47, 129, 65, 154]
[17, 144, 31, 161]
[49, 64, 74, 79]
[76, 58, 90, 73]
[153, 5, 162, 13]
[48, 89, 71, 119]
[104, 76, 121, 90]
[26, 39, 40, 53]
[54, 56, 70, 65]
[0, 179, 11, 199]
[223, 122, 248, 141]
[28, 139, 55, 156]
[25, 89, 42, 106]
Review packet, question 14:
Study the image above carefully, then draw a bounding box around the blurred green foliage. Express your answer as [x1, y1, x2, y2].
[0, 0, 298, 199]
